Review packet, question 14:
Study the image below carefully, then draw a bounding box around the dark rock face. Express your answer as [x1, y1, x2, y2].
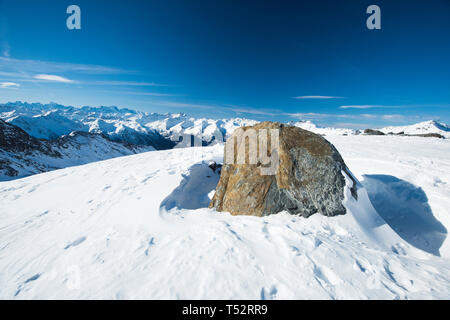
[363, 129, 385, 136]
[0, 119, 154, 181]
[412, 133, 444, 138]
[400, 133, 444, 139]
[0, 119, 59, 156]
[208, 161, 222, 174]
[210, 122, 357, 217]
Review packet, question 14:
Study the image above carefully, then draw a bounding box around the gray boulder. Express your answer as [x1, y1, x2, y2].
[210, 122, 358, 217]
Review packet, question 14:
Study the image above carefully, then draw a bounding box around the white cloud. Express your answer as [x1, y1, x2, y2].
[293, 96, 344, 99]
[0, 57, 167, 88]
[156, 101, 216, 110]
[97, 90, 177, 97]
[0, 82, 20, 88]
[285, 112, 333, 119]
[285, 112, 385, 121]
[0, 57, 130, 75]
[225, 105, 279, 116]
[285, 112, 366, 119]
[2, 43, 10, 58]
[382, 114, 404, 120]
[339, 105, 403, 109]
[34, 74, 74, 83]
[93, 81, 164, 87]
[339, 105, 378, 109]
[361, 113, 377, 118]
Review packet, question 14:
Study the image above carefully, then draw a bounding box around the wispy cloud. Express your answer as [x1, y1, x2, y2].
[92, 81, 165, 87]
[293, 95, 344, 99]
[340, 103, 450, 110]
[0, 57, 131, 75]
[2, 43, 10, 58]
[0, 82, 20, 88]
[285, 112, 335, 119]
[284, 112, 366, 119]
[146, 101, 279, 116]
[156, 101, 217, 110]
[34, 74, 75, 83]
[284, 112, 404, 121]
[225, 105, 279, 116]
[339, 105, 400, 109]
[0, 57, 167, 88]
[360, 113, 377, 119]
[97, 89, 178, 97]
[382, 114, 404, 120]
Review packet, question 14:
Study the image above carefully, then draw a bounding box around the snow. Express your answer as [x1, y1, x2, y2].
[379, 120, 450, 138]
[9, 111, 87, 140]
[0, 102, 257, 147]
[0, 129, 155, 181]
[294, 120, 356, 136]
[1, 135, 450, 299]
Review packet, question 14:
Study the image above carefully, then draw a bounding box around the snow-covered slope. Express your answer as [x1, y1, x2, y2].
[1, 135, 449, 299]
[293, 120, 356, 136]
[379, 120, 450, 138]
[0, 120, 154, 181]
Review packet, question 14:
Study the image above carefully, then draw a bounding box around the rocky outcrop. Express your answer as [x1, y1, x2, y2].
[397, 132, 444, 139]
[0, 120, 154, 181]
[0, 119, 59, 156]
[209, 122, 357, 217]
[367, 129, 444, 139]
[411, 133, 444, 138]
[363, 129, 385, 136]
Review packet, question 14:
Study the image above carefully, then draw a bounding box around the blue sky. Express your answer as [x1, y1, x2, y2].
[0, 0, 449, 128]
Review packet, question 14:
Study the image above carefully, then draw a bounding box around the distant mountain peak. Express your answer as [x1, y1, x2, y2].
[379, 119, 450, 137]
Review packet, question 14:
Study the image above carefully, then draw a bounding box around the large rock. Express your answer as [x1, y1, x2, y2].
[209, 122, 357, 217]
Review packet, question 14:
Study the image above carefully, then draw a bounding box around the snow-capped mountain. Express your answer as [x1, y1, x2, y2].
[1, 102, 448, 181]
[0, 102, 257, 149]
[379, 120, 450, 138]
[0, 102, 258, 181]
[0, 119, 154, 181]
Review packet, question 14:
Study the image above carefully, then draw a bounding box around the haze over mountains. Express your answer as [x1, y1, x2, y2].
[1, 101, 449, 181]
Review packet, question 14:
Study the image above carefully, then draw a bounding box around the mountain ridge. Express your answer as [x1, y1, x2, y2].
[1, 102, 448, 181]
[0, 102, 257, 149]
[0, 119, 154, 181]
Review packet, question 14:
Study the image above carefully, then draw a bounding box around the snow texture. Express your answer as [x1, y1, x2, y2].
[1, 135, 450, 299]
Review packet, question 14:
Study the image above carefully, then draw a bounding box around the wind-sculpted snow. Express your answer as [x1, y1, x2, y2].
[1, 136, 450, 299]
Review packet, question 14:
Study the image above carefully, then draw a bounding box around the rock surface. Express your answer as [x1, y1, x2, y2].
[363, 129, 385, 136]
[209, 122, 357, 217]
[0, 119, 154, 181]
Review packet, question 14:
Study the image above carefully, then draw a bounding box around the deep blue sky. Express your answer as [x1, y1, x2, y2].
[0, 0, 449, 128]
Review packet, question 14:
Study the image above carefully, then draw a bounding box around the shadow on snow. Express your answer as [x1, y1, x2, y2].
[362, 174, 447, 256]
[160, 162, 221, 211]
[161, 167, 447, 256]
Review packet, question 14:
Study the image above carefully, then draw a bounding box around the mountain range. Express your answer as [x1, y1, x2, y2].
[1, 101, 448, 181]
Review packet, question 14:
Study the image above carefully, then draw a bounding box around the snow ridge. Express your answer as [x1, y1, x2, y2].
[379, 120, 450, 138]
